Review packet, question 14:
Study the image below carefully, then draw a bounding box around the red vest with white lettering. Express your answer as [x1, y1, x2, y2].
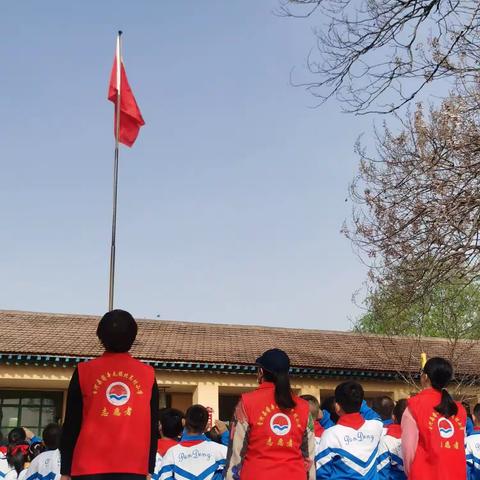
[408, 388, 466, 480]
[71, 352, 155, 476]
[240, 382, 310, 480]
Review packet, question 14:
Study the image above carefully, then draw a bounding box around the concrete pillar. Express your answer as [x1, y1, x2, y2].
[193, 382, 219, 421]
[158, 388, 168, 409]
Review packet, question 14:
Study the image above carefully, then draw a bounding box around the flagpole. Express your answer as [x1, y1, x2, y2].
[108, 30, 122, 311]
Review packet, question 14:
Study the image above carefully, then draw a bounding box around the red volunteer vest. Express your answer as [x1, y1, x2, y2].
[157, 438, 178, 457]
[71, 352, 155, 476]
[239, 382, 311, 480]
[408, 388, 466, 480]
[314, 421, 325, 439]
[386, 423, 401, 439]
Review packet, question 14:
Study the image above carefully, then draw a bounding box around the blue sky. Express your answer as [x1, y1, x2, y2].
[0, 0, 378, 330]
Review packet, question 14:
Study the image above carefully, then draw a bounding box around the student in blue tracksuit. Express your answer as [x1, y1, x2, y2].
[316, 381, 383, 480]
[25, 423, 61, 480]
[159, 405, 227, 480]
[377, 399, 407, 480]
[372, 397, 395, 431]
[465, 402, 475, 437]
[466, 403, 480, 480]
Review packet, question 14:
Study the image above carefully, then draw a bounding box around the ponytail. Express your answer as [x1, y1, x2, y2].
[423, 357, 458, 418]
[264, 370, 296, 409]
[435, 388, 458, 418]
[7, 443, 29, 474]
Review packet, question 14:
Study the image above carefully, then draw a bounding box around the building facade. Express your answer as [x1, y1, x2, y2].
[0, 310, 478, 436]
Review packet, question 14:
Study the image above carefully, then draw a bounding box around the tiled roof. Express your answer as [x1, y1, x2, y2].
[0, 310, 477, 377]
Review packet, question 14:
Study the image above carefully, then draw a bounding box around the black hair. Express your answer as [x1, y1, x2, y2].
[321, 396, 339, 424]
[96, 309, 138, 353]
[372, 396, 395, 421]
[42, 423, 61, 451]
[159, 408, 184, 439]
[185, 404, 209, 434]
[205, 426, 226, 444]
[7, 442, 29, 474]
[473, 403, 480, 422]
[335, 381, 364, 414]
[263, 370, 296, 410]
[29, 441, 44, 459]
[393, 399, 408, 424]
[423, 357, 458, 418]
[8, 428, 26, 445]
[300, 394, 320, 417]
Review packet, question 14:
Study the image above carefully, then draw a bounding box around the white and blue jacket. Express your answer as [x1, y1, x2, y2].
[0, 451, 10, 480]
[377, 424, 405, 480]
[159, 433, 227, 480]
[316, 413, 383, 480]
[24, 449, 61, 480]
[466, 429, 480, 480]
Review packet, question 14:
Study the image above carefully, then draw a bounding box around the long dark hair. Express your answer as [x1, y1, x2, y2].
[424, 357, 458, 418]
[263, 370, 296, 409]
[7, 442, 29, 474]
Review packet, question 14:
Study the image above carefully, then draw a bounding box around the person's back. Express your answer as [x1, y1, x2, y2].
[466, 403, 480, 480]
[159, 405, 227, 480]
[153, 408, 184, 480]
[5, 442, 29, 480]
[226, 349, 315, 480]
[402, 357, 466, 480]
[0, 446, 9, 478]
[301, 394, 327, 454]
[60, 309, 159, 479]
[372, 396, 395, 432]
[377, 399, 407, 480]
[25, 423, 61, 480]
[241, 384, 310, 478]
[316, 381, 383, 480]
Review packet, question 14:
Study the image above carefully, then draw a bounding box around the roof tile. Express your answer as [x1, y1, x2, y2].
[0, 310, 476, 376]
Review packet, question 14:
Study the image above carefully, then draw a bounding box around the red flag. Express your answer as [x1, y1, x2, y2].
[108, 37, 145, 147]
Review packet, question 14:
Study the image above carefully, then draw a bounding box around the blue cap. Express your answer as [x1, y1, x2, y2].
[256, 348, 290, 374]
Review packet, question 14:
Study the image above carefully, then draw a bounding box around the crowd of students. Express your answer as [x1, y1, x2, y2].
[0, 424, 61, 480]
[1, 309, 480, 480]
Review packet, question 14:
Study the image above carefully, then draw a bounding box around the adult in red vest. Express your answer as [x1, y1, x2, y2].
[225, 348, 315, 480]
[401, 356, 466, 480]
[60, 310, 159, 480]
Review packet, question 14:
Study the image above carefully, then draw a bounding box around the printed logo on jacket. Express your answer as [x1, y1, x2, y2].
[92, 370, 144, 418]
[438, 418, 454, 439]
[270, 413, 291, 436]
[427, 410, 464, 450]
[256, 403, 302, 449]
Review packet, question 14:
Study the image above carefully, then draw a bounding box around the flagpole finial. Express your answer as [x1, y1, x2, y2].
[118, 30, 123, 36]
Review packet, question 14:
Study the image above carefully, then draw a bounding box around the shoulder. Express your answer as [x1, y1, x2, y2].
[134, 358, 155, 376]
[4, 471, 17, 480]
[380, 432, 399, 449]
[27, 451, 42, 469]
[319, 424, 341, 444]
[214, 441, 228, 455]
[467, 432, 480, 443]
[77, 356, 101, 374]
[241, 388, 259, 402]
[241, 388, 263, 410]
[294, 396, 310, 412]
[365, 418, 384, 434]
[164, 443, 181, 458]
[17, 470, 27, 480]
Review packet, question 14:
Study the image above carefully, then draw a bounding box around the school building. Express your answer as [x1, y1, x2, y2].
[0, 309, 479, 436]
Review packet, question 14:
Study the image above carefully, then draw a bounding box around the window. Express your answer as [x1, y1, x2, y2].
[0, 391, 63, 437]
